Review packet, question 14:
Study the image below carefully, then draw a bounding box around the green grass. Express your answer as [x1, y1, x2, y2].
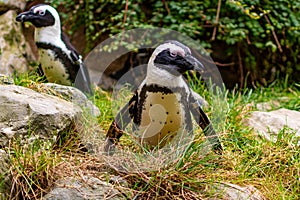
[1, 73, 299, 199]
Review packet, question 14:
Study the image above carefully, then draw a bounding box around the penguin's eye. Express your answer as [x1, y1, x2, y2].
[38, 10, 45, 15]
[169, 51, 177, 57]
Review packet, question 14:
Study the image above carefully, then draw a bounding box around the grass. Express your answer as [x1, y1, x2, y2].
[0, 72, 299, 199]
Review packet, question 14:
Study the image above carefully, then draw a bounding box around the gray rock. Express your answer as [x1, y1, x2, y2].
[0, 149, 11, 199]
[211, 182, 265, 200]
[251, 98, 289, 111]
[109, 175, 129, 188]
[43, 176, 126, 200]
[0, 2, 10, 14]
[0, 0, 26, 14]
[0, 74, 14, 85]
[0, 10, 34, 75]
[41, 83, 100, 117]
[39, 83, 103, 154]
[0, 85, 82, 146]
[244, 108, 300, 145]
[255, 101, 280, 111]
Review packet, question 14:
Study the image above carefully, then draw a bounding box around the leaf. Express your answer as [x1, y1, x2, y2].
[265, 41, 277, 52]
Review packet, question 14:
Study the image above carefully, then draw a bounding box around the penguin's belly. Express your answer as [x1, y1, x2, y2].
[39, 49, 72, 85]
[138, 92, 186, 147]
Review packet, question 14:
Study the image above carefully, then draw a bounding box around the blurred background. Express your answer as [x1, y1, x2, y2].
[22, 0, 300, 89]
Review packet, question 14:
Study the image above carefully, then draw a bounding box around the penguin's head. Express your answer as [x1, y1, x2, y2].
[16, 4, 60, 28]
[149, 40, 205, 77]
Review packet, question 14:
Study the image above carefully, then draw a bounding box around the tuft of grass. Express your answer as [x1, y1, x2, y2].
[13, 69, 46, 88]
[92, 87, 114, 130]
[6, 136, 59, 199]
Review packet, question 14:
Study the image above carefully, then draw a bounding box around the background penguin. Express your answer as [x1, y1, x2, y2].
[105, 40, 223, 154]
[16, 4, 93, 95]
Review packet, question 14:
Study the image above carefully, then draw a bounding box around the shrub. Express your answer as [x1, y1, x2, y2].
[46, 0, 300, 87]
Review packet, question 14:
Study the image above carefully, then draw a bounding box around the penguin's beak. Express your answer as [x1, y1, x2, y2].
[16, 11, 34, 23]
[184, 55, 205, 73]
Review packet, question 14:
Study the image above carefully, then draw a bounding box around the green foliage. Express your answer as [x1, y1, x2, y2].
[45, 0, 299, 85]
[13, 71, 46, 88]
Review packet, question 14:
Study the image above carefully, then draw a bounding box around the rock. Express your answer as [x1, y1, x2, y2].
[38, 83, 103, 154]
[249, 98, 289, 111]
[244, 108, 300, 145]
[0, 149, 11, 199]
[43, 176, 126, 200]
[109, 175, 129, 188]
[0, 2, 10, 14]
[0, 85, 82, 146]
[0, 74, 14, 85]
[255, 101, 280, 111]
[5, 0, 26, 11]
[0, 10, 34, 76]
[211, 182, 265, 200]
[41, 83, 100, 117]
[0, 0, 26, 14]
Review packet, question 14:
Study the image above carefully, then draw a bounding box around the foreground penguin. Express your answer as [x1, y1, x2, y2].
[105, 40, 223, 154]
[16, 4, 92, 95]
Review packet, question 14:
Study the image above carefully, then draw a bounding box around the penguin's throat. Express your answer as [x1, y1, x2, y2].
[35, 26, 62, 46]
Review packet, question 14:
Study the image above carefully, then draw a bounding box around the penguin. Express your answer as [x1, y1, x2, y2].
[105, 40, 223, 154]
[16, 4, 93, 95]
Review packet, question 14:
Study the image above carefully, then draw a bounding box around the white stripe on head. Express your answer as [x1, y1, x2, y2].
[151, 42, 185, 57]
[32, 5, 60, 23]
[33, 5, 69, 53]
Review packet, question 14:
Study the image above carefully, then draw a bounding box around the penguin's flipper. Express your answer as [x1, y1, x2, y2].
[74, 62, 93, 95]
[62, 32, 93, 95]
[104, 92, 138, 154]
[189, 94, 223, 153]
[36, 63, 47, 82]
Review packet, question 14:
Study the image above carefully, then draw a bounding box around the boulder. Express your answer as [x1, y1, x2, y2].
[244, 108, 300, 145]
[0, 149, 11, 200]
[0, 10, 34, 76]
[0, 2, 10, 14]
[211, 182, 265, 200]
[249, 98, 289, 111]
[0, 0, 26, 14]
[255, 101, 280, 111]
[43, 176, 126, 200]
[41, 83, 100, 117]
[0, 85, 82, 146]
[0, 73, 14, 85]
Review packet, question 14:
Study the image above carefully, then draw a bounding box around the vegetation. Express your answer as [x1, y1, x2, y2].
[45, 0, 300, 86]
[1, 0, 299, 199]
[1, 73, 299, 199]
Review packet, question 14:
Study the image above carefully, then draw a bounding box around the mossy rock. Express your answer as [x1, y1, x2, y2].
[0, 74, 14, 85]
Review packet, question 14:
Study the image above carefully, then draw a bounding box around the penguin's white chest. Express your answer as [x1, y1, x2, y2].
[138, 92, 186, 147]
[38, 49, 71, 85]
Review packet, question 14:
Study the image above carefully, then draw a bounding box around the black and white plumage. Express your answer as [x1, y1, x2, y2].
[16, 4, 92, 95]
[105, 40, 223, 154]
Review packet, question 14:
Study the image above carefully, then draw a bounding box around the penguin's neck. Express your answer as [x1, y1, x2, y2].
[34, 25, 68, 53]
[145, 64, 188, 89]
